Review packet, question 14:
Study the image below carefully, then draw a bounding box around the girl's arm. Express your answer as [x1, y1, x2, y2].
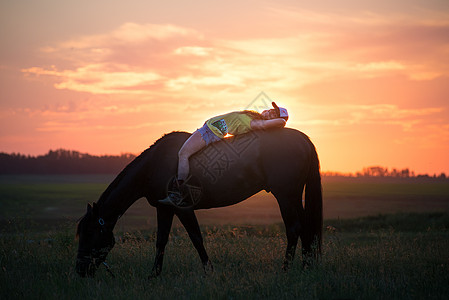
[250, 118, 286, 130]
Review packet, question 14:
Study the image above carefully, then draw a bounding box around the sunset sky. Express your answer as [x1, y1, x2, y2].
[1, 0, 448, 174]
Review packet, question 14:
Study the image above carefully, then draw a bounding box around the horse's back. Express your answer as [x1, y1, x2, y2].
[190, 129, 265, 207]
[259, 128, 316, 197]
[190, 128, 316, 208]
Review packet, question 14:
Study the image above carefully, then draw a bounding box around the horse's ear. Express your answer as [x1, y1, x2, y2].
[86, 203, 93, 214]
[92, 202, 99, 217]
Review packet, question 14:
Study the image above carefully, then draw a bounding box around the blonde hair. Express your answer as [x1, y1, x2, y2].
[239, 110, 264, 120]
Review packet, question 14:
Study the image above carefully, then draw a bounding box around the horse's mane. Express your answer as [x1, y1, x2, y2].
[76, 131, 190, 234]
[98, 131, 189, 203]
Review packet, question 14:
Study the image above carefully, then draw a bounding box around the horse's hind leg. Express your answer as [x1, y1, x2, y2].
[150, 206, 175, 278]
[274, 194, 303, 271]
[176, 209, 213, 274]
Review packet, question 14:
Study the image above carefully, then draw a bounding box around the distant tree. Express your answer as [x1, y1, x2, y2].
[0, 149, 136, 174]
[400, 168, 410, 178]
[362, 166, 389, 177]
[321, 166, 448, 180]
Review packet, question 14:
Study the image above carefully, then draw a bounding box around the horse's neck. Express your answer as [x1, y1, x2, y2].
[95, 147, 154, 228]
[97, 188, 142, 228]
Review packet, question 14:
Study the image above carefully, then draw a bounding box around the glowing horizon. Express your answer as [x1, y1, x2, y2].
[1, 0, 448, 174]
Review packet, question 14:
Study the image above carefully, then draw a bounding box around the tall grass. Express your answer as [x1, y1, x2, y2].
[1, 213, 448, 299]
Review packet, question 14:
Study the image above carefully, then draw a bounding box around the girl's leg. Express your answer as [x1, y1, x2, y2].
[177, 130, 206, 181]
[159, 130, 207, 206]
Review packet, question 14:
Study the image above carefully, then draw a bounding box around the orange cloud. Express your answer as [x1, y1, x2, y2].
[23, 65, 163, 94]
[21, 6, 449, 101]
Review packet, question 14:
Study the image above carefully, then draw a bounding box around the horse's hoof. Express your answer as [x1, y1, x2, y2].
[148, 268, 161, 279]
[203, 261, 214, 275]
[282, 260, 290, 272]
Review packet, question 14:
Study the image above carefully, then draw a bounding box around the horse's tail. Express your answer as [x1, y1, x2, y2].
[304, 143, 323, 257]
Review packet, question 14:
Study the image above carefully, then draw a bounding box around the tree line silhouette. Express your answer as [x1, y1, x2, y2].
[322, 166, 447, 179]
[0, 149, 447, 179]
[0, 149, 136, 174]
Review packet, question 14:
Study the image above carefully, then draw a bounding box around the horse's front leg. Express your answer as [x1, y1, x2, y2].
[176, 209, 213, 274]
[150, 206, 175, 278]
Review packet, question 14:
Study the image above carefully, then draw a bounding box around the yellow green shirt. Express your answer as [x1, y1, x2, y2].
[205, 111, 254, 138]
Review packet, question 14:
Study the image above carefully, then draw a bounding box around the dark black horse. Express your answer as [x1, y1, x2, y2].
[76, 127, 322, 277]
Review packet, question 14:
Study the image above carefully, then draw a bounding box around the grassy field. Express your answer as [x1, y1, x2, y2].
[1, 174, 448, 230]
[1, 213, 448, 299]
[0, 175, 448, 299]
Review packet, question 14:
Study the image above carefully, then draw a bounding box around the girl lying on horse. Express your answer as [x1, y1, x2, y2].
[159, 102, 289, 207]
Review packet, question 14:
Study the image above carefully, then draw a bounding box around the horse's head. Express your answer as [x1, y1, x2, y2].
[76, 202, 115, 277]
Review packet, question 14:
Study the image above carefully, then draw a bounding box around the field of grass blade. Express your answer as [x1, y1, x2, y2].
[1, 212, 448, 299]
